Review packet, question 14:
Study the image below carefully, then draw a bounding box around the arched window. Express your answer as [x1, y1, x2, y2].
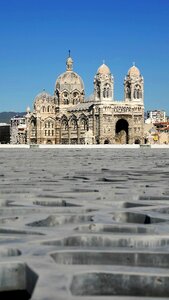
[134, 85, 141, 99]
[103, 84, 110, 98]
[103, 87, 106, 98]
[80, 118, 88, 130]
[96, 85, 100, 98]
[73, 92, 79, 104]
[125, 84, 131, 98]
[63, 91, 69, 105]
[71, 119, 77, 130]
[106, 86, 109, 97]
[61, 120, 68, 130]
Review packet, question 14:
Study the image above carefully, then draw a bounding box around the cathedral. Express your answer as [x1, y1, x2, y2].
[26, 54, 144, 144]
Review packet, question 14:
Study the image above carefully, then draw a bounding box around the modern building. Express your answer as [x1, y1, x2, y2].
[26, 55, 144, 145]
[146, 110, 166, 124]
[10, 115, 27, 144]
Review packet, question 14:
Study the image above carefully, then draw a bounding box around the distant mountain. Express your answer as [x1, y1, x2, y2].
[0, 112, 26, 124]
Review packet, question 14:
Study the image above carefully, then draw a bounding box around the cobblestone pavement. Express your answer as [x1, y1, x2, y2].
[1, 148, 169, 299]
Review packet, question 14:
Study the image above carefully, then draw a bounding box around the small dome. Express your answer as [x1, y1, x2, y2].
[128, 65, 140, 77]
[34, 91, 52, 103]
[97, 63, 110, 74]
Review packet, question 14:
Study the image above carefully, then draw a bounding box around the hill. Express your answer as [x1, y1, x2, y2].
[0, 112, 26, 124]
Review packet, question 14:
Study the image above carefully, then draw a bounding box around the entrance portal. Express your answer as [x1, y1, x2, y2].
[47, 140, 52, 144]
[135, 139, 140, 144]
[115, 119, 129, 144]
[104, 139, 110, 144]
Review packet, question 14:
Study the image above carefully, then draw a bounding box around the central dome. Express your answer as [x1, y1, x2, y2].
[55, 55, 84, 93]
[55, 70, 84, 92]
[97, 63, 110, 74]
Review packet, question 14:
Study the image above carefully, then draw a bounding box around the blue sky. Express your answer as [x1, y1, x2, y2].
[0, 0, 169, 113]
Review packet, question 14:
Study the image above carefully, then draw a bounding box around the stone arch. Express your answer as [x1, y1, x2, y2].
[72, 89, 80, 105]
[69, 115, 78, 129]
[60, 115, 69, 144]
[44, 117, 55, 126]
[42, 106, 46, 113]
[61, 115, 68, 130]
[135, 139, 140, 144]
[95, 83, 100, 98]
[61, 89, 69, 105]
[125, 83, 131, 99]
[115, 119, 129, 144]
[79, 114, 88, 131]
[103, 83, 110, 98]
[104, 138, 110, 144]
[29, 116, 37, 142]
[133, 84, 142, 99]
[30, 116, 36, 127]
[47, 139, 52, 144]
[69, 115, 78, 144]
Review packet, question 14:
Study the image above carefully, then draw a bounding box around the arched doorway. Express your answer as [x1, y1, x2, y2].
[47, 139, 52, 144]
[135, 139, 140, 144]
[115, 119, 129, 144]
[104, 139, 110, 144]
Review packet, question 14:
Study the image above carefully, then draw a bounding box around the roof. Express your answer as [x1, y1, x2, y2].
[97, 63, 110, 74]
[128, 65, 140, 77]
[154, 122, 169, 125]
[67, 102, 94, 112]
[34, 91, 52, 102]
[55, 71, 84, 92]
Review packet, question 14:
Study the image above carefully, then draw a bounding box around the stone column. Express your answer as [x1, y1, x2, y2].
[131, 81, 134, 102]
[68, 127, 71, 144]
[55, 121, 60, 144]
[99, 106, 104, 144]
[92, 110, 96, 141]
[77, 126, 80, 144]
[36, 117, 41, 144]
[112, 113, 116, 144]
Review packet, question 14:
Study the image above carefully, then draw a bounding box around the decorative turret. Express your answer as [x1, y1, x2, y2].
[94, 62, 114, 102]
[124, 63, 144, 103]
[66, 50, 73, 71]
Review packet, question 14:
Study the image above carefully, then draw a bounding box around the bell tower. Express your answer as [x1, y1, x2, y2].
[124, 64, 144, 103]
[94, 63, 114, 102]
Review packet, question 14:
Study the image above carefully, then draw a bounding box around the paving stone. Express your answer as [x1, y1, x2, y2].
[0, 148, 169, 299]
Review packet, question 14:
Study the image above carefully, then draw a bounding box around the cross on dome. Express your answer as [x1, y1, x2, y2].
[66, 50, 73, 71]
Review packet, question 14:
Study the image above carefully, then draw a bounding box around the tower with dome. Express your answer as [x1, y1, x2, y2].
[26, 54, 144, 144]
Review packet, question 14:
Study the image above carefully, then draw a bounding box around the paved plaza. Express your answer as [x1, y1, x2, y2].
[1, 148, 169, 299]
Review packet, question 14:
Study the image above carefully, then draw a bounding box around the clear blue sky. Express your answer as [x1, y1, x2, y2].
[0, 0, 169, 113]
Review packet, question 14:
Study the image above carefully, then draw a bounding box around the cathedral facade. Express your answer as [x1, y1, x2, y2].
[26, 55, 144, 145]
